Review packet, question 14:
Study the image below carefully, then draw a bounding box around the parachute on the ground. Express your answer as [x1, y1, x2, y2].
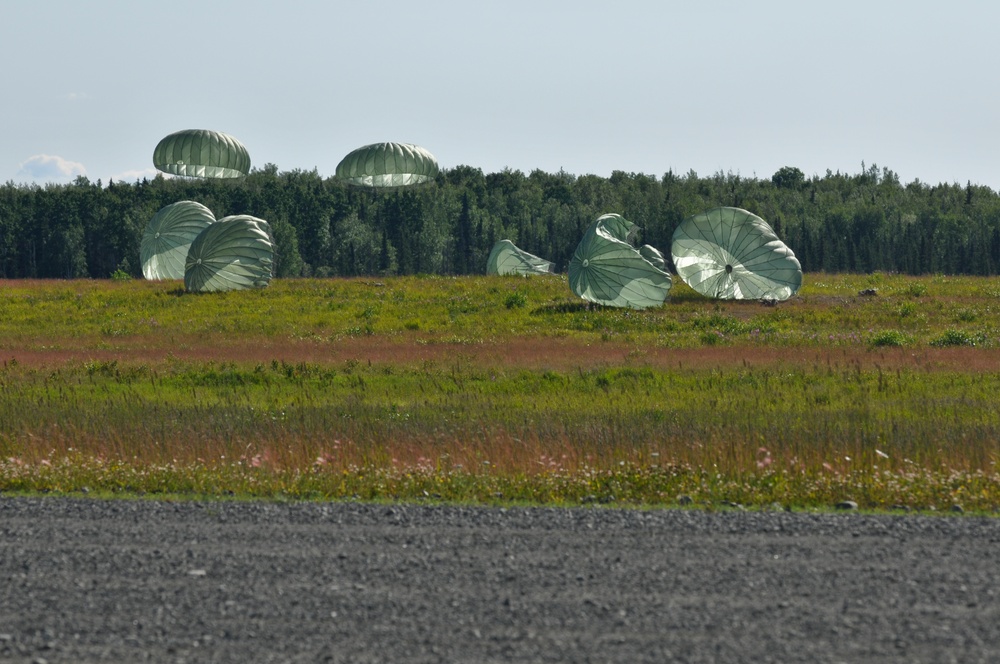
[335, 142, 439, 188]
[153, 129, 251, 179]
[670, 206, 802, 301]
[140, 201, 216, 280]
[567, 213, 672, 309]
[639, 244, 668, 272]
[486, 240, 555, 276]
[184, 215, 274, 292]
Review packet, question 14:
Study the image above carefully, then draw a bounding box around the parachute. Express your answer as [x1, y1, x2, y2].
[140, 201, 216, 280]
[335, 142, 439, 188]
[639, 244, 668, 272]
[153, 129, 251, 179]
[671, 207, 802, 301]
[568, 214, 672, 309]
[486, 240, 555, 276]
[184, 215, 274, 292]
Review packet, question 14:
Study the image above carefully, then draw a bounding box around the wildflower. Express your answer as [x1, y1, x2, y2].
[756, 446, 773, 469]
[875, 449, 889, 459]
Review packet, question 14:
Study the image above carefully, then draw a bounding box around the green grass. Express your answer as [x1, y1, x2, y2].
[1, 273, 999, 512]
[0, 272, 998, 349]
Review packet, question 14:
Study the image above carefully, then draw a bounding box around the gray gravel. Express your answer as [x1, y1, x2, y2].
[1, 496, 999, 663]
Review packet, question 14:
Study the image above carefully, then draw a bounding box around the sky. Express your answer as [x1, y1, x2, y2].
[2, 0, 998, 189]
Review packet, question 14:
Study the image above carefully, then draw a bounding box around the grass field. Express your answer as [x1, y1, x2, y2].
[1, 272, 998, 513]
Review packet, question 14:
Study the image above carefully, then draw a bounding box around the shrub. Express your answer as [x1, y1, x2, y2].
[930, 329, 984, 347]
[504, 291, 528, 309]
[869, 330, 911, 347]
[699, 330, 725, 346]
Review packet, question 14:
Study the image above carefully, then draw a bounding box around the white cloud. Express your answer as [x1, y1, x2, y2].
[64, 92, 89, 101]
[16, 154, 87, 183]
[108, 167, 160, 183]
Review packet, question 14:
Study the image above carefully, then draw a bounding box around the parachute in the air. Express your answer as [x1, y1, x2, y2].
[140, 201, 216, 280]
[671, 207, 802, 301]
[335, 142, 439, 188]
[184, 215, 274, 292]
[567, 213, 672, 309]
[153, 129, 251, 179]
[486, 240, 555, 276]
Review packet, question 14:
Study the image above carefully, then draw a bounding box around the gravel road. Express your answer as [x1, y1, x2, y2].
[1, 496, 998, 663]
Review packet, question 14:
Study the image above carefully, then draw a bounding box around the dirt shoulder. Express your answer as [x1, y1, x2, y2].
[6, 335, 999, 373]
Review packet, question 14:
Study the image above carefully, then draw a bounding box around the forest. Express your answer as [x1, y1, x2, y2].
[0, 162, 998, 280]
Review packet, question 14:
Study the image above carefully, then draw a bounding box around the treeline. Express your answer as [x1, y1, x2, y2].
[1, 162, 999, 279]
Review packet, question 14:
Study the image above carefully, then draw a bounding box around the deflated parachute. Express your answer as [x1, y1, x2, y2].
[568, 213, 672, 309]
[153, 129, 251, 179]
[486, 240, 555, 276]
[335, 142, 439, 188]
[141, 201, 216, 280]
[639, 244, 668, 272]
[184, 215, 274, 292]
[671, 207, 802, 301]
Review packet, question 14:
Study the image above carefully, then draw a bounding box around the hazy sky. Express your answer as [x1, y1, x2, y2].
[2, 1, 997, 188]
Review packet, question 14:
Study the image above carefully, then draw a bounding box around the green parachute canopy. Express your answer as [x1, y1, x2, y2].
[568, 214, 672, 309]
[486, 240, 555, 276]
[153, 129, 251, 179]
[335, 142, 439, 188]
[671, 206, 802, 301]
[184, 215, 274, 292]
[639, 244, 668, 272]
[140, 201, 216, 280]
